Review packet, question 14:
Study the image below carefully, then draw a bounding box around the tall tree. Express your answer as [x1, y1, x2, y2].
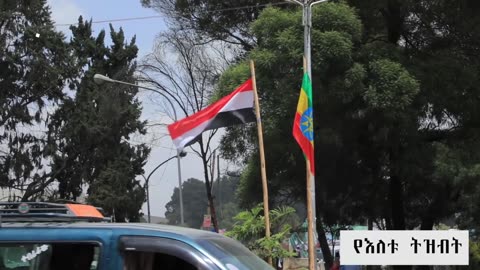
[138, 28, 226, 231]
[45, 19, 150, 222]
[0, 0, 74, 199]
[165, 178, 208, 228]
[214, 3, 421, 268]
[346, 0, 480, 233]
[216, 2, 480, 269]
[211, 175, 241, 230]
[165, 175, 241, 229]
[140, 0, 291, 52]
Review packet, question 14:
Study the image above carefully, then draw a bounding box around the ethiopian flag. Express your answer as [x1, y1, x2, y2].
[293, 73, 315, 175]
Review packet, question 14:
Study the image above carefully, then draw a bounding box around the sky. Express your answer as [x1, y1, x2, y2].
[47, 0, 229, 218]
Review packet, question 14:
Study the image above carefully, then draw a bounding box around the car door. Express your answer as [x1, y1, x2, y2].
[118, 236, 220, 270]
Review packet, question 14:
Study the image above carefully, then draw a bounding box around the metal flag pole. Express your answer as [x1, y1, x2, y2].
[303, 0, 329, 231]
[289, 1, 330, 269]
[304, 56, 316, 270]
[291, 0, 330, 221]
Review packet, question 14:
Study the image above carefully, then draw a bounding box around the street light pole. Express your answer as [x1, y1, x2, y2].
[94, 74, 179, 120]
[94, 74, 186, 225]
[142, 155, 177, 223]
[176, 151, 184, 225]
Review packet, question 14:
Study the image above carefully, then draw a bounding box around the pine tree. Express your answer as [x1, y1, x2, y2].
[0, 0, 74, 198]
[46, 19, 150, 221]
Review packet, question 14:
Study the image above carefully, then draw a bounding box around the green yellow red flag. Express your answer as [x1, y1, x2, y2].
[292, 72, 315, 175]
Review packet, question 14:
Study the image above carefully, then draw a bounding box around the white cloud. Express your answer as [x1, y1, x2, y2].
[47, 0, 85, 27]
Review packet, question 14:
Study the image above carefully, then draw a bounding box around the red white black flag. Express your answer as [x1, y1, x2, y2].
[168, 79, 256, 150]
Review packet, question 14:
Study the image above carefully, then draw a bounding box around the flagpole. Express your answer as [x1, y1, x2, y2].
[303, 57, 317, 270]
[291, 0, 329, 247]
[306, 160, 316, 270]
[250, 60, 272, 266]
[304, 0, 326, 234]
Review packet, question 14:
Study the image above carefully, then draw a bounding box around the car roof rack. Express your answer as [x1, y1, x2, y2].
[0, 202, 111, 223]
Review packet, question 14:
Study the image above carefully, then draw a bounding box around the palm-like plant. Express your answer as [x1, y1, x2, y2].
[226, 204, 298, 260]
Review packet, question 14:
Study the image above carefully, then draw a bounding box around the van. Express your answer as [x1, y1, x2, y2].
[0, 202, 273, 270]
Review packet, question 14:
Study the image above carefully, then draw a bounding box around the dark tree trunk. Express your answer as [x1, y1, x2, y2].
[417, 204, 435, 270]
[420, 216, 434, 230]
[199, 140, 219, 232]
[389, 174, 405, 230]
[316, 220, 333, 269]
[381, 0, 406, 44]
[390, 175, 410, 270]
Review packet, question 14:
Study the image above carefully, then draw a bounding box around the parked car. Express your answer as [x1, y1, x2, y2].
[0, 202, 274, 270]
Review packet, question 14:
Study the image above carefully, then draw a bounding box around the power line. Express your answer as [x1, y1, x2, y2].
[53, 2, 292, 27]
[54, 15, 164, 27]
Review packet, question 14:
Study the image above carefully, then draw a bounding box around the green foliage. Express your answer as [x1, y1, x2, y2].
[0, 0, 74, 196]
[311, 2, 362, 43]
[226, 204, 298, 260]
[215, 202, 238, 229]
[87, 157, 145, 222]
[165, 176, 241, 229]
[212, 176, 241, 230]
[147, 0, 480, 268]
[364, 59, 419, 111]
[219, 2, 368, 213]
[470, 241, 480, 269]
[227, 205, 265, 238]
[217, 0, 480, 253]
[141, 0, 292, 51]
[165, 178, 208, 228]
[212, 64, 250, 103]
[432, 141, 480, 236]
[0, 2, 150, 222]
[46, 19, 149, 221]
[251, 8, 301, 50]
[314, 31, 353, 73]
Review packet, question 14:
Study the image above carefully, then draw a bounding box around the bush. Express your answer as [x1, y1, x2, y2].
[226, 204, 298, 260]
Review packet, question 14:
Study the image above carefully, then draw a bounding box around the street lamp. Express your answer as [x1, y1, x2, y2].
[142, 151, 186, 223]
[93, 73, 186, 225]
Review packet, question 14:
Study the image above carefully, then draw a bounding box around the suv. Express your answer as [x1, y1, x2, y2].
[0, 202, 273, 270]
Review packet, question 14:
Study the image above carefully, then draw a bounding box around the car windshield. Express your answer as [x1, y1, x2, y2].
[197, 237, 274, 270]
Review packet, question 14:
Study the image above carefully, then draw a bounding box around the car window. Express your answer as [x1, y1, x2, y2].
[197, 237, 274, 270]
[0, 243, 100, 270]
[123, 251, 198, 270]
